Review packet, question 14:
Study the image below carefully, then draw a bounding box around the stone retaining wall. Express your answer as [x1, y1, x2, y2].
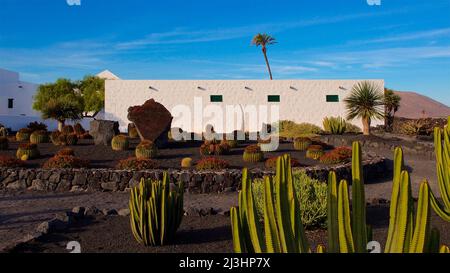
[0, 157, 386, 193]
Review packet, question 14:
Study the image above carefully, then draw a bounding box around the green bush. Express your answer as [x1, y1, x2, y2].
[278, 120, 322, 139]
[252, 171, 327, 229]
[323, 116, 347, 134]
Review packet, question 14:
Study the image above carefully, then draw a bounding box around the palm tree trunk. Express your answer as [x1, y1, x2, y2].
[362, 117, 371, 135]
[58, 120, 65, 132]
[262, 48, 273, 80]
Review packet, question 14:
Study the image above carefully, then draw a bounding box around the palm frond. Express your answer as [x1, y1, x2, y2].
[344, 81, 385, 121]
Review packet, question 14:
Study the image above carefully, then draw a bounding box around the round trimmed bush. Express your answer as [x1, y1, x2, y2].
[319, 146, 352, 165]
[135, 140, 158, 159]
[116, 157, 159, 170]
[0, 136, 8, 150]
[196, 157, 230, 171]
[56, 148, 75, 156]
[43, 155, 89, 169]
[16, 143, 40, 159]
[0, 155, 25, 167]
[181, 157, 193, 168]
[265, 156, 302, 169]
[243, 144, 264, 163]
[112, 135, 129, 151]
[293, 137, 312, 151]
[16, 128, 33, 141]
[30, 130, 49, 144]
[221, 139, 238, 149]
[200, 140, 230, 156]
[306, 145, 324, 160]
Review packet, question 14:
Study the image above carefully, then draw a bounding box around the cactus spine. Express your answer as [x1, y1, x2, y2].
[129, 174, 184, 246]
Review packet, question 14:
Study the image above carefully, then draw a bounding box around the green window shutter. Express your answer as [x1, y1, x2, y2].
[210, 95, 223, 102]
[326, 95, 339, 102]
[268, 95, 280, 102]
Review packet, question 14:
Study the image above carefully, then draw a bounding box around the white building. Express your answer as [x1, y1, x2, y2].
[0, 68, 57, 131]
[105, 76, 385, 134]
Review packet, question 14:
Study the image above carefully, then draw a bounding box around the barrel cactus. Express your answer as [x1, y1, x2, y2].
[306, 145, 324, 160]
[135, 140, 158, 159]
[16, 128, 32, 142]
[181, 157, 193, 168]
[30, 130, 49, 144]
[221, 139, 238, 149]
[0, 137, 8, 150]
[62, 125, 74, 134]
[200, 140, 230, 156]
[129, 174, 184, 246]
[243, 144, 264, 163]
[16, 143, 40, 159]
[112, 135, 129, 151]
[293, 137, 312, 151]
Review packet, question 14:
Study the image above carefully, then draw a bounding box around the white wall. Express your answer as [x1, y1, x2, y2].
[105, 79, 385, 133]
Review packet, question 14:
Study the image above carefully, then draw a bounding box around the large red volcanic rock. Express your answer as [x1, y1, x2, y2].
[127, 99, 173, 147]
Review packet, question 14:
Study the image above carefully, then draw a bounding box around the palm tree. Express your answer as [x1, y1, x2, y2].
[251, 33, 276, 80]
[344, 81, 384, 135]
[384, 88, 401, 132]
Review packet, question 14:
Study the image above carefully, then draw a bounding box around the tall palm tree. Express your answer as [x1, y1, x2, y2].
[384, 88, 401, 132]
[251, 33, 276, 80]
[344, 81, 384, 135]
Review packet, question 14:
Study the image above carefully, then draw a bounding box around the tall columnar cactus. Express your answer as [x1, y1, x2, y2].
[231, 155, 310, 253]
[129, 174, 184, 246]
[430, 117, 450, 221]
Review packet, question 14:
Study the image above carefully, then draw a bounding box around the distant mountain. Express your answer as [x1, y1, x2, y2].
[394, 91, 450, 119]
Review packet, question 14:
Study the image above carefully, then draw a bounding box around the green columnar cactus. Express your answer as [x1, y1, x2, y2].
[111, 135, 129, 151]
[0, 137, 8, 150]
[430, 117, 450, 221]
[337, 179, 354, 253]
[327, 172, 339, 253]
[293, 137, 312, 151]
[135, 140, 158, 159]
[30, 130, 49, 144]
[129, 174, 184, 246]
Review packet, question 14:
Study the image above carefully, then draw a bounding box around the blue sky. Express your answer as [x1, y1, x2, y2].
[0, 0, 449, 105]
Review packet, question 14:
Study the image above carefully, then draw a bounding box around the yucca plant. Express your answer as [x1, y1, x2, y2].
[430, 117, 450, 222]
[129, 174, 184, 246]
[323, 116, 347, 135]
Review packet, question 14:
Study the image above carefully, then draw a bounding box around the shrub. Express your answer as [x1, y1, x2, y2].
[278, 120, 322, 138]
[116, 157, 159, 170]
[243, 144, 264, 163]
[50, 131, 61, 145]
[306, 145, 324, 160]
[333, 146, 352, 159]
[293, 137, 312, 151]
[16, 143, 40, 160]
[27, 121, 47, 132]
[319, 146, 352, 164]
[200, 140, 230, 156]
[252, 171, 327, 229]
[196, 157, 230, 171]
[265, 156, 302, 169]
[135, 140, 158, 159]
[74, 123, 85, 135]
[16, 128, 33, 141]
[181, 157, 193, 168]
[0, 136, 8, 150]
[43, 155, 89, 169]
[400, 119, 428, 136]
[62, 125, 74, 134]
[221, 139, 238, 149]
[30, 130, 49, 144]
[57, 133, 78, 146]
[111, 135, 129, 151]
[0, 155, 25, 167]
[323, 116, 347, 134]
[128, 127, 139, 138]
[56, 148, 75, 156]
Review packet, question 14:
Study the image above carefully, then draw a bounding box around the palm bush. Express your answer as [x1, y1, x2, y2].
[344, 81, 384, 135]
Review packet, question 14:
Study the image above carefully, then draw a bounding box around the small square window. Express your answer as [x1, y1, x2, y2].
[326, 95, 339, 102]
[210, 95, 223, 102]
[8, 98, 14, 109]
[268, 95, 280, 102]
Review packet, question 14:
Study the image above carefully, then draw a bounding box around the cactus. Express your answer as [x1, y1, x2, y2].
[129, 127, 139, 138]
[305, 145, 324, 160]
[30, 130, 49, 144]
[293, 137, 312, 151]
[111, 135, 129, 151]
[16, 128, 32, 141]
[430, 117, 450, 221]
[200, 140, 229, 156]
[243, 145, 264, 163]
[73, 123, 85, 136]
[0, 137, 8, 150]
[323, 116, 347, 134]
[16, 143, 40, 159]
[135, 140, 158, 159]
[181, 157, 192, 168]
[221, 139, 238, 149]
[129, 174, 184, 246]
[61, 125, 74, 134]
[327, 172, 339, 253]
[0, 126, 8, 137]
